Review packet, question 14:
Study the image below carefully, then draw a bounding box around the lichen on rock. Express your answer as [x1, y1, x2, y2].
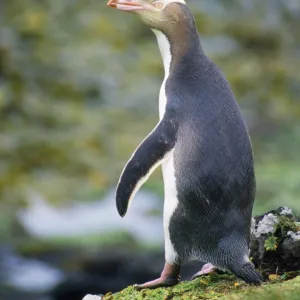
[287, 230, 300, 241]
[82, 295, 103, 300]
[251, 213, 278, 238]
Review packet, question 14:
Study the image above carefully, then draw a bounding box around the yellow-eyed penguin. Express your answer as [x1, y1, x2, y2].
[107, 0, 263, 289]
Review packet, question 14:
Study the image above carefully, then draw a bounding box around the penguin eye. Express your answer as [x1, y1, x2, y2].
[153, 1, 164, 9]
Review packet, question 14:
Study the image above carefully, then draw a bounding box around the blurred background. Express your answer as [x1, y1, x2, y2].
[1, 0, 300, 299]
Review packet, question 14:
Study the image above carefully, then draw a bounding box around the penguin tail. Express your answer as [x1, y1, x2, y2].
[232, 262, 263, 285]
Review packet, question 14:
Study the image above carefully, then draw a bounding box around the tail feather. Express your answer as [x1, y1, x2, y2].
[232, 263, 263, 285]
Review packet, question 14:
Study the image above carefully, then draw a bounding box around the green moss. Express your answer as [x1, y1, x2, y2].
[264, 235, 278, 251]
[224, 276, 300, 300]
[275, 216, 298, 236]
[103, 275, 300, 300]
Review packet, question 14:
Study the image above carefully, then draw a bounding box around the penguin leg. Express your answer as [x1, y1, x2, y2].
[191, 263, 215, 280]
[116, 117, 177, 217]
[134, 263, 181, 290]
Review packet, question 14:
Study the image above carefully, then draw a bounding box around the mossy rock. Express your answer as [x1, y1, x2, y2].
[103, 274, 300, 300]
[250, 207, 300, 277]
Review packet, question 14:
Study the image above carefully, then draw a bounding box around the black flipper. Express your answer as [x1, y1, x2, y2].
[116, 116, 177, 217]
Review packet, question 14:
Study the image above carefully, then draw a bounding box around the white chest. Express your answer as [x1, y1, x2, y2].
[153, 30, 172, 121]
[159, 79, 168, 120]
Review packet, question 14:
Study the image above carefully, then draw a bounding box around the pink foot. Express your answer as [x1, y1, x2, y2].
[191, 263, 215, 280]
[134, 263, 181, 290]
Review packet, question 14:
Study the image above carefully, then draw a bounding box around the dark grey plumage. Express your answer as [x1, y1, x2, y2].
[113, 0, 263, 286]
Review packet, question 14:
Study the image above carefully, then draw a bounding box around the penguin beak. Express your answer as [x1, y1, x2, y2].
[107, 0, 144, 11]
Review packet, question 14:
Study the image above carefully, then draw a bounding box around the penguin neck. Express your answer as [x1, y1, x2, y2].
[152, 27, 203, 78]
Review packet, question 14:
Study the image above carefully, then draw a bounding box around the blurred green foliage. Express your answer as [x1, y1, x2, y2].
[1, 0, 300, 233]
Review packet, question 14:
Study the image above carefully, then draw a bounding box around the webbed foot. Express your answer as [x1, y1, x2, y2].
[134, 263, 181, 290]
[191, 263, 215, 280]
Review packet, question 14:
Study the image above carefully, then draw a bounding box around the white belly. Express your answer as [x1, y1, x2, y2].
[162, 153, 179, 264]
[153, 29, 179, 263]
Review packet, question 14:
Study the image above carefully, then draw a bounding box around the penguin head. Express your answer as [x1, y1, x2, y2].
[107, 0, 193, 34]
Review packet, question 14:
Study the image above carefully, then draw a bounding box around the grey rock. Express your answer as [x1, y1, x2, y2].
[250, 207, 300, 277]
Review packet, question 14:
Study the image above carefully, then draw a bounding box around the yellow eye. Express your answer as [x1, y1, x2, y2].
[153, 1, 164, 9]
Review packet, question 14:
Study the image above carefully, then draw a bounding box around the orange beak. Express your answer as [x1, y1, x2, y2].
[107, 0, 144, 11]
